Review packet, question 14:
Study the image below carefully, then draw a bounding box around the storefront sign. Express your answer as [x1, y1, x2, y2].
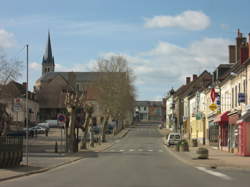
[238, 93, 245, 103]
[209, 103, 217, 111]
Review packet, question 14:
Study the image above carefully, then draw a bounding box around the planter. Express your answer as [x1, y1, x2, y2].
[192, 139, 198, 147]
[196, 147, 209, 159]
[180, 143, 189, 152]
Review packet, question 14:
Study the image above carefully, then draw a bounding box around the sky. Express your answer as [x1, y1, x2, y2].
[0, 0, 250, 101]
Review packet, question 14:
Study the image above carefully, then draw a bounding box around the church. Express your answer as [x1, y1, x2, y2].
[34, 32, 99, 121]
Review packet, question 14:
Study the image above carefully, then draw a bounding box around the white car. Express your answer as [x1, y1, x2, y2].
[166, 133, 181, 146]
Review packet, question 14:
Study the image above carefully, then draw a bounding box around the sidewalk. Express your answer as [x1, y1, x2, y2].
[159, 128, 250, 170]
[0, 128, 129, 182]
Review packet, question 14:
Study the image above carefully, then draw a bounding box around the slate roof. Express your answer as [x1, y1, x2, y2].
[37, 72, 102, 83]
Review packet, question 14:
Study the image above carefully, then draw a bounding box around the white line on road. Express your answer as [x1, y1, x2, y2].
[158, 149, 163, 152]
[119, 149, 124, 152]
[129, 149, 134, 152]
[196, 167, 232, 180]
[148, 149, 153, 152]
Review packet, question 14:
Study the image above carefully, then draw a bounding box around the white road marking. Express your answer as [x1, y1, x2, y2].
[148, 149, 153, 152]
[196, 167, 232, 180]
[158, 149, 163, 152]
[109, 149, 115, 152]
[119, 149, 124, 152]
[129, 149, 134, 152]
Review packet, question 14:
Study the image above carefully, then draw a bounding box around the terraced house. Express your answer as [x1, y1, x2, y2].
[164, 29, 250, 156]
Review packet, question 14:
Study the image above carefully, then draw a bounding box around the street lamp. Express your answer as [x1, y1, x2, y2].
[25, 44, 29, 168]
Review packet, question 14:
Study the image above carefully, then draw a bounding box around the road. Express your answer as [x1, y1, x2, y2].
[1, 123, 250, 187]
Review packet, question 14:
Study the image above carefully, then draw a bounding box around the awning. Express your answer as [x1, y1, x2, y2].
[239, 111, 250, 122]
[214, 111, 229, 123]
[228, 113, 240, 125]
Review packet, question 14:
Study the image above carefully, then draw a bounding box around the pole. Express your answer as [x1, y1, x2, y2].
[25, 44, 29, 168]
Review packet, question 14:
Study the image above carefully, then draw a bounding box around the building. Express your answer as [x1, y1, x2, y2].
[34, 33, 102, 121]
[134, 101, 162, 122]
[0, 81, 39, 128]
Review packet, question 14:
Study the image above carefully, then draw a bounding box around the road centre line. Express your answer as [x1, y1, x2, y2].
[196, 167, 232, 181]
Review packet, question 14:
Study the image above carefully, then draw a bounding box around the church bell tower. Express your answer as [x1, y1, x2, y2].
[42, 32, 55, 75]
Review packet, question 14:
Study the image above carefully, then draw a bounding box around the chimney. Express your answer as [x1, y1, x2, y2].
[193, 74, 197, 81]
[186, 77, 191, 85]
[229, 45, 236, 63]
[240, 46, 249, 64]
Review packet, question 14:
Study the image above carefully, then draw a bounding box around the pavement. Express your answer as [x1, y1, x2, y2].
[0, 127, 129, 182]
[0, 123, 250, 187]
[159, 128, 250, 170]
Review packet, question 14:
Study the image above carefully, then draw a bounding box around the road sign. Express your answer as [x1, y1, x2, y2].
[210, 88, 216, 102]
[209, 103, 217, 111]
[14, 104, 22, 112]
[57, 114, 66, 123]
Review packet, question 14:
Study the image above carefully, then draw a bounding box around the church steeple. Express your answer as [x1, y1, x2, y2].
[42, 31, 55, 75]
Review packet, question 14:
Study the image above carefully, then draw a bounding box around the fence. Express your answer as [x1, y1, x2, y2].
[0, 136, 23, 168]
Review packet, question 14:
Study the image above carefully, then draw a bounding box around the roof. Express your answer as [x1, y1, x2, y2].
[36, 72, 103, 83]
[136, 101, 162, 107]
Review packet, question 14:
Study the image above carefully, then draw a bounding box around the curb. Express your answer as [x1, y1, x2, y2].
[0, 128, 130, 182]
[162, 139, 250, 171]
[0, 157, 84, 182]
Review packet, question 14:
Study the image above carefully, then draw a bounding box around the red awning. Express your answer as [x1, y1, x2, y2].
[214, 111, 229, 123]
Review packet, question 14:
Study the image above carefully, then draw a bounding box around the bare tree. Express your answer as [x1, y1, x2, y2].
[93, 56, 136, 142]
[0, 51, 22, 136]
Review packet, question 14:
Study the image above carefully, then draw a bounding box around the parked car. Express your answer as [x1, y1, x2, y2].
[105, 124, 114, 134]
[45, 120, 59, 128]
[37, 122, 49, 128]
[166, 133, 181, 146]
[92, 126, 100, 134]
[30, 126, 46, 134]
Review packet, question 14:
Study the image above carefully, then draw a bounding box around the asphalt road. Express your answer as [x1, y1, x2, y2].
[1, 123, 250, 187]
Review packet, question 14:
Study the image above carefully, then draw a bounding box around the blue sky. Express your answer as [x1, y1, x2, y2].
[0, 0, 250, 100]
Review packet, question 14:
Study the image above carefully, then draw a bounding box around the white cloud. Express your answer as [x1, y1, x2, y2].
[144, 10, 210, 30]
[29, 62, 41, 71]
[0, 29, 15, 48]
[99, 37, 231, 99]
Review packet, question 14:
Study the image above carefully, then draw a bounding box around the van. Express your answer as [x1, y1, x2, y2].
[45, 120, 58, 128]
[166, 133, 181, 146]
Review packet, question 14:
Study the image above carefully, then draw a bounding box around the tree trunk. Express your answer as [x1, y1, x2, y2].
[69, 107, 77, 153]
[101, 116, 109, 142]
[80, 112, 92, 149]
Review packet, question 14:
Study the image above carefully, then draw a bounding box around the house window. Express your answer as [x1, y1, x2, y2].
[235, 86, 237, 107]
[144, 106, 147, 111]
[238, 83, 241, 106]
[232, 88, 234, 108]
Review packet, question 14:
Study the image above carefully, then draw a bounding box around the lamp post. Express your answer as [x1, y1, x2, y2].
[25, 44, 29, 168]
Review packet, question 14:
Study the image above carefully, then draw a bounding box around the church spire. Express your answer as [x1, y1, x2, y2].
[42, 31, 55, 75]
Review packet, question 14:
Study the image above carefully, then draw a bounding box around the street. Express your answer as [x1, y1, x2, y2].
[1, 123, 250, 187]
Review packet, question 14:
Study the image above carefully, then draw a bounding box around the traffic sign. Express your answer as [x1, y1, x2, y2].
[209, 103, 217, 111]
[210, 88, 216, 102]
[57, 114, 66, 122]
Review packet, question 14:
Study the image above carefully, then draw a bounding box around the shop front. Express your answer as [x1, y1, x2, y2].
[214, 111, 229, 151]
[228, 112, 240, 153]
[208, 114, 219, 147]
[237, 111, 250, 156]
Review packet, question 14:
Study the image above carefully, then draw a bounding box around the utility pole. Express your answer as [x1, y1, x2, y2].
[25, 44, 29, 168]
